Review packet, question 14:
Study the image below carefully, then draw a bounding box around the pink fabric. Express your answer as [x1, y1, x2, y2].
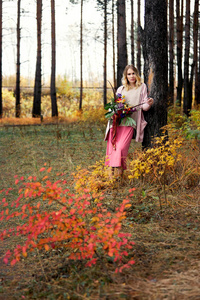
[104, 83, 151, 142]
[105, 126, 134, 170]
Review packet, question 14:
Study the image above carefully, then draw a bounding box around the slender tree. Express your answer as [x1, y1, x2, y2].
[130, 0, 134, 66]
[193, 0, 199, 106]
[79, 0, 83, 110]
[33, 0, 42, 118]
[140, 0, 168, 148]
[169, 0, 174, 105]
[176, 0, 183, 105]
[137, 0, 141, 74]
[112, 0, 116, 89]
[197, 10, 200, 105]
[183, 0, 191, 116]
[0, 0, 2, 118]
[103, 0, 107, 106]
[50, 0, 58, 116]
[16, 0, 21, 118]
[117, 0, 127, 87]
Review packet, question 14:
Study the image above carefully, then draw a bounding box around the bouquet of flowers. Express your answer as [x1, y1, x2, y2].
[105, 91, 142, 149]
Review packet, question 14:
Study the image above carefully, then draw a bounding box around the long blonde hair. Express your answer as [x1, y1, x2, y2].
[122, 65, 142, 90]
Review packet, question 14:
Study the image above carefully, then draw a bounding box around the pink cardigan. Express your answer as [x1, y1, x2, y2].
[105, 83, 151, 142]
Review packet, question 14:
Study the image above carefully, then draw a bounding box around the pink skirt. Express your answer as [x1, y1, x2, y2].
[105, 126, 134, 170]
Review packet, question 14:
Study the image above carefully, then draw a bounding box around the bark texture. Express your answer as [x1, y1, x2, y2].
[176, 0, 183, 105]
[137, 0, 141, 74]
[103, 0, 107, 107]
[130, 0, 134, 66]
[194, 0, 199, 106]
[16, 0, 21, 118]
[169, 0, 174, 105]
[117, 0, 127, 87]
[79, 0, 83, 110]
[183, 0, 191, 116]
[51, 0, 58, 117]
[33, 0, 42, 118]
[141, 0, 168, 149]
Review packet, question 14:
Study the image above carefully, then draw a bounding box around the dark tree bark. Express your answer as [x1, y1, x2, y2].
[103, 0, 107, 107]
[117, 0, 127, 87]
[16, 0, 21, 118]
[183, 0, 191, 116]
[130, 0, 135, 66]
[193, 0, 199, 106]
[33, 0, 42, 118]
[176, 0, 183, 106]
[168, 0, 174, 105]
[137, 0, 141, 74]
[0, 0, 2, 118]
[50, 0, 58, 117]
[112, 0, 116, 90]
[141, 0, 168, 149]
[79, 0, 83, 110]
[197, 13, 200, 106]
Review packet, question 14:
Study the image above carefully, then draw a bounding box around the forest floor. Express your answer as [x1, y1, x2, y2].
[0, 120, 200, 300]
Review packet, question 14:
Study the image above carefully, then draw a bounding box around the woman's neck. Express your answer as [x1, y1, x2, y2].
[129, 82, 136, 88]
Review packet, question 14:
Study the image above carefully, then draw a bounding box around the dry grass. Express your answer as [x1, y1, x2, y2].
[0, 119, 200, 299]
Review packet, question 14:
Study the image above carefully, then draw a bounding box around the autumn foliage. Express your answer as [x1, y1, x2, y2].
[0, 166, 135, 273]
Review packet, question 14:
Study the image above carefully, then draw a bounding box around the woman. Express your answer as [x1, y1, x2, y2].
[105, 65, 154, 178]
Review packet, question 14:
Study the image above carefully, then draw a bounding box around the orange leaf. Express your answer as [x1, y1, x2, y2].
[47, 167, 52, 173]
[44, 244, 50, 251]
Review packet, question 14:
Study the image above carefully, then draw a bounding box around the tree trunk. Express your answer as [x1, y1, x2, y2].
[183, 0, 190, 116]
[194, 0, 199, 107]
[130, 0, 134, 66]
[168, 0, 174, 106]
[176, 0, 183, 106]
[103, 0, 107, 107]
[112, 0, 116, 90]
[79, 0, 83, 110]
[51, 0, 58, 117]
[137, 0, 141, 74]
[141, 0, 168, 149]
[117, 0, 127, 87]
[16, 0, 21, 118]
[0, 0, 2, 118]
[197, 13, 200, 105]
[33, 0, 42, 118]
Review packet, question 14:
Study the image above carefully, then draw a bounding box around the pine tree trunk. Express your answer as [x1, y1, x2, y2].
[169, 0, 174, 105]
[117, 0, 127, 87]
[197, 16, 200, 105]
[176, 0, 183, 106]
[51, 0, 58, 117]
[103, 0, 107, 107]
[33, 0, 42, 118]
[0, 0, 2, 118]
[183, 0, 190, 116]
[194, 0, 199, 106]
[137, 0, 141, 74]
[79, 0, 83, 110]
[112, 0, 116, 90]
[130, 0, 134, 65]
[16, 0, 21, 118]
[141, 0, 168, 149]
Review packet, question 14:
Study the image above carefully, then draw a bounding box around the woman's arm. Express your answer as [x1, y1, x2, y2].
[141, 84, 154, 111]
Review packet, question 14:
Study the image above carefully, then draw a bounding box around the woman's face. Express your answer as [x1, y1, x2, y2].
[126, 68, 137, 85]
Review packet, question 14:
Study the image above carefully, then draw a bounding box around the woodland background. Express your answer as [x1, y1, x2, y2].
[0, 0, 200, 299]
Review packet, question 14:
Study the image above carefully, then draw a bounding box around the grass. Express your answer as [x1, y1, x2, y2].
[0, 118, 200, 299]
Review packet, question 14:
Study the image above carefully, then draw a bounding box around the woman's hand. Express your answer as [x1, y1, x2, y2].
[147, 98, 154, 106]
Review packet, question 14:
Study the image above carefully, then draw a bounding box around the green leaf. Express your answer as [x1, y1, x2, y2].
[121, 117, 136, 127]
[104, 103, 112, 110]
[105, 111, 114, 119]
